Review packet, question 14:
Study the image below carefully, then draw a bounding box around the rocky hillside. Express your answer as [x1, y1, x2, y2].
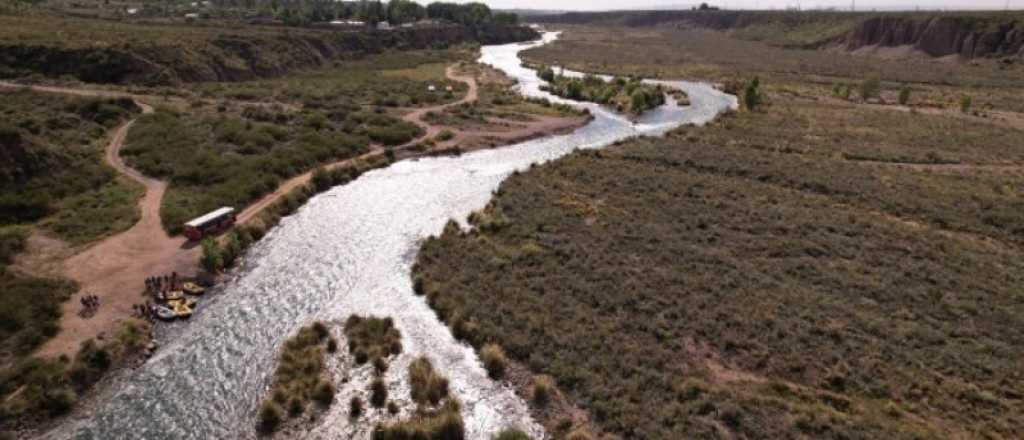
[532, 10, 1024, 59]
[839, 16, 1024, 58]
[0, 22, 538, 85]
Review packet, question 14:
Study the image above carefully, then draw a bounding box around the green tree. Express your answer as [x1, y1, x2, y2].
[200, 237, 223, 273]
[493, 11, 518, 25]
[960, 95, 972, 113]
[387, 0, 424, 25]
[538, 66, 555, 82]
[741, 77, 762, 111]
[860, 77, 880, 101]
[898, 86, 911, 105]
[630, 89, 649, 113]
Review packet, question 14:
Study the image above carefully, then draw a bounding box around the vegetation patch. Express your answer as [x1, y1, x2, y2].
[538, 70, 666, 115]
[371, 395, 464, 440]
[343, 315, 402, 366]
[0, 90, 141, 244]
[414, 24, 1024, 438]
[408, 356, 449, 406]
[0, 320, 150, 427]
[257, 322, 336, 434]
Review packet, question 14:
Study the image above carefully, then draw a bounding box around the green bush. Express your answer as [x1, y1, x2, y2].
[898, 86, 911, 105]
[436, 129, 455, 142]
[199, 237, 223, 273]
[370, 378, 388, 408]
[350, 396, 364, 419]
[312, 380, 335, 407]
[531, 375, 555, 407]
[344, 315, 403, 367]
[257, 400, 284, 433]
[741, 77, 763, 111]
[480, 344, 507, 379]
[860, 77, 880, 101]
[960, 95, 972, 113]
[409, 356, 449, 406]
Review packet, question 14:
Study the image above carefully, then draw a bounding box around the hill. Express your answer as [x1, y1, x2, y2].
[0, 16, 538, 85]
[531, 10, 1024, 58]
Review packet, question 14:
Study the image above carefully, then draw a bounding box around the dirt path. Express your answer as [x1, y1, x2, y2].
[3, 64, 587, 358]
[38, 102, 203, 357]
[398, 65, 480, 147]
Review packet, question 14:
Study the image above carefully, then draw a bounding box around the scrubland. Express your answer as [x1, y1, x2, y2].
[415, 24, 1024, 439]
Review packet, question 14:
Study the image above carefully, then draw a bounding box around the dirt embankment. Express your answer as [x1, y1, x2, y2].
[533, 11, 1024, 59]
[0, 24, 539, 85]
[837, 16, 1024, 59]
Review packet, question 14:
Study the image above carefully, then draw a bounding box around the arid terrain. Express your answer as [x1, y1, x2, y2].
[1, 3, 1023, 440]
[415, 14, 1024, 440]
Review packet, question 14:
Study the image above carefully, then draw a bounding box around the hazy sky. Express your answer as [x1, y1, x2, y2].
[456, 0, 1018, 11]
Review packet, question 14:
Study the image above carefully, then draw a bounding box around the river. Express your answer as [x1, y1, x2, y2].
[47, 31, 736, 440]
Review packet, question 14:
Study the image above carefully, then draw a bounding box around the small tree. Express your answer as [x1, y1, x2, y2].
[257, 400, 284, 433]
[860, 77, 880, 101]
[480, 344, 507, 379]
[741, 77, 762, 111]
[898, 86, 911, 105]
[199, 237, 223, 273]
[960, 95, 972, 113]
[538, 66, 555, 83]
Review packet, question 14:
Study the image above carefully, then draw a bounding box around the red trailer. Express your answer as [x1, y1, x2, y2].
[183, 207, 236, 241]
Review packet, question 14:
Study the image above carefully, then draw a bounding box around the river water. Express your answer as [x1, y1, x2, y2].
[48, 32, 736, 440]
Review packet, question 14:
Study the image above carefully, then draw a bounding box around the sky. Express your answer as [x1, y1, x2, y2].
[457, 0, 1019, 11]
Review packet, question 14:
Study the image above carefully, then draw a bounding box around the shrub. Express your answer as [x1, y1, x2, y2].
[538, 66, 556, 82]
[370, 378, 388, 408]
[345, 315, 403, 367]
[257, 400, 284, 433]
[741, 77, 762, 111]
[860, 77, 880, 101]
[409, 356, 449, 406]
[531, 375, 555, 407]
[288, 396, 304, 417]
[350, 396, 364, 419]
[960, 95, 972, 113]
[199, 237, 223, 273]
[312, 380, 335, 407]
[326, 337, 338, 353]
[436, 129, 455, 142]
[480, 344, 507, 379]
[388, 400, 400, 415]
[898, 86, 911, 105]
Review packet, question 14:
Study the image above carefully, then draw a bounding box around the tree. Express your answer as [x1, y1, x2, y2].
[860, 77, 880, 101]
[457, 2, 491, 25]
[630, 89, 649, 113]
[741, 77, 762, 111]
[898, 86, 911, 105]
[960, 95, 972, 113]
[200, 237, 223, 273]
[538, 66, 555, 82]
[493, 12, 518, 25]
[387, 0, 424, 25]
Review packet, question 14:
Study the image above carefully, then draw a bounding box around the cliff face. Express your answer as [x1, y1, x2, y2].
[0, 24, 539, 85]
[840, 16, 1024, 58]
[532, 10, 1024, 59]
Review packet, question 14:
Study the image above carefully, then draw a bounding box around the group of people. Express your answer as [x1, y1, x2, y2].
[146, 272, 179, 295]
[133, 301, 159, 321]
[80, 294, 100, 311]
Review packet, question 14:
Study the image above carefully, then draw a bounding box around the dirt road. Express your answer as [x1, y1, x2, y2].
[4, 64, 586, 358]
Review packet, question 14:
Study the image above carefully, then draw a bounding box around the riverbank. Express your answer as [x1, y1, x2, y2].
[33, 31, 732, 439]
[2, 45, 594, 437]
